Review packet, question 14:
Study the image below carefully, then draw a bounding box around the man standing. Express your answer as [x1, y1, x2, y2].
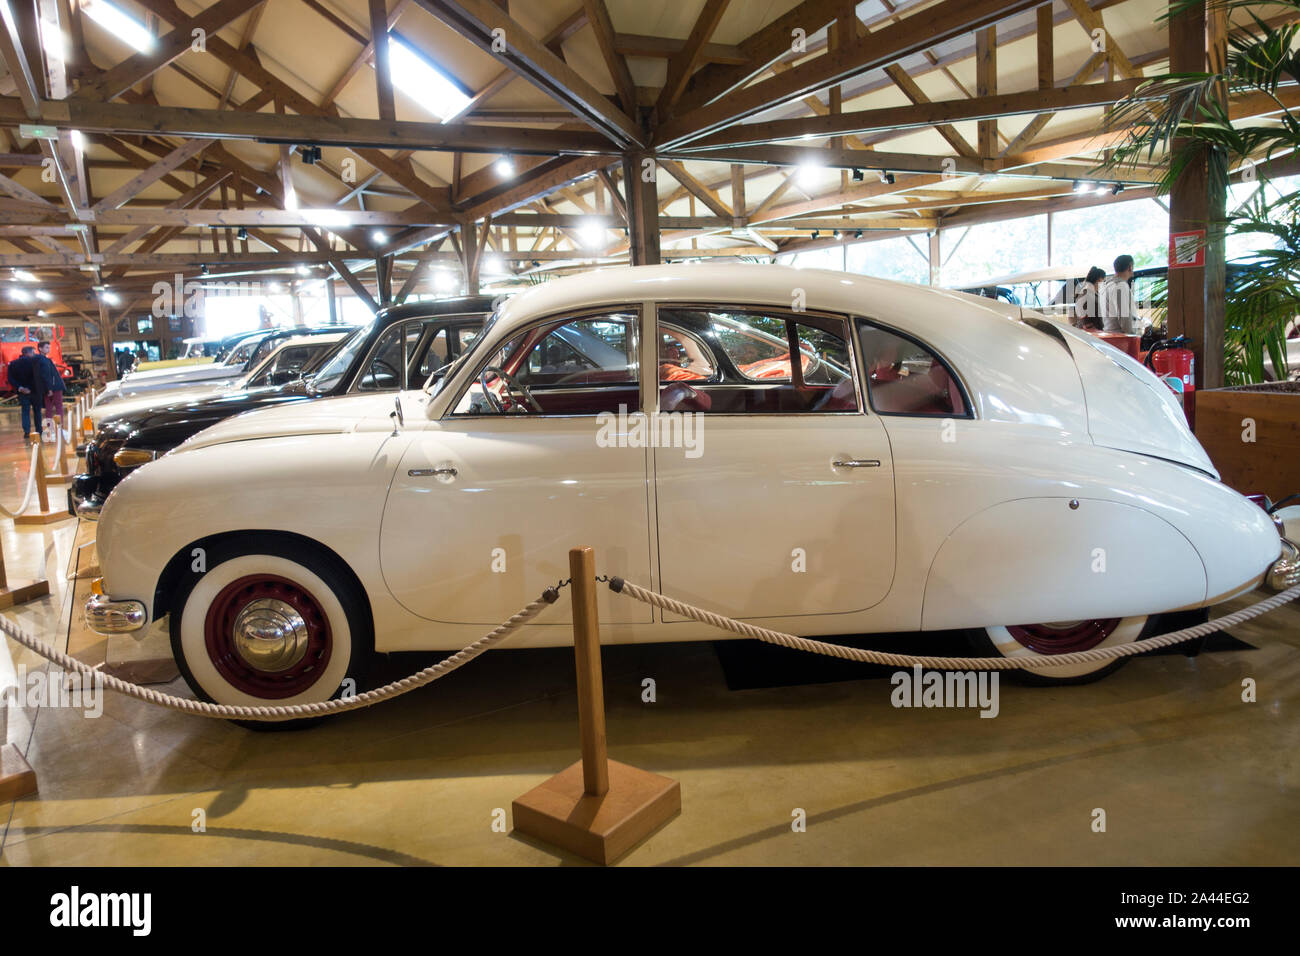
[35, 339, 66, 426]
[1100, 254, 1140, 335]
[7, 345, 41, 441]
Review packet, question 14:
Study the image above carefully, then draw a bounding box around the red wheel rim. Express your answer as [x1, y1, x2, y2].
[204, 574, 332, 698]
[1006, 619, 1121, 655]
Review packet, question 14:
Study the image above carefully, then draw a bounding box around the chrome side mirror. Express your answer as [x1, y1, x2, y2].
[390, 394, 404, 435]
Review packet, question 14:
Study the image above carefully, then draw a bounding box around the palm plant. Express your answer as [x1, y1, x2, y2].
[1098, 0, 1300, 383]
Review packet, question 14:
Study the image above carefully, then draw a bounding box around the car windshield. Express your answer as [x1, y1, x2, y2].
[306, 321, 374, 394]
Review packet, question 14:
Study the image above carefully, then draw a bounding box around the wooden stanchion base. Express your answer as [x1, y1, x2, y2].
[513, 759, 681, 865]
[46, 473, 73, 485]
[0, 578, 50, 609]
[0, 743, 37, 802]
[14, 510, 72, 526]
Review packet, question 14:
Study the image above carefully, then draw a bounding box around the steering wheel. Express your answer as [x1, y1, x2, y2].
[481, 366, 543, 413]
[370, 357, 400, 384]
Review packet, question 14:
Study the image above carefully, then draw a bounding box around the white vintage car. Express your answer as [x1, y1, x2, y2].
[86, 264, 1295, 711]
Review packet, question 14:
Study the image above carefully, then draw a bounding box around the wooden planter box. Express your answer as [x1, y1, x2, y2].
[1195, 383, 1300, 500]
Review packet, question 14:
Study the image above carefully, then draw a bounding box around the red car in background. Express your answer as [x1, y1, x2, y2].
[0, 322, 75, 392]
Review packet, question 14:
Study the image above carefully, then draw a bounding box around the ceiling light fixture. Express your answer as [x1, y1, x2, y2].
[495, 157, 515, 178]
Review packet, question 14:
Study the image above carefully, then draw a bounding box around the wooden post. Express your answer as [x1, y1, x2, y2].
[1, 642, 37, 800]
[0, 502, 51, 607]
[622, 152, 661, 266]
[1168, 0, 1226, 391]
[512, 546, 680, 864]
[570, 546, 610, 795]
[15, 435, 69, 526]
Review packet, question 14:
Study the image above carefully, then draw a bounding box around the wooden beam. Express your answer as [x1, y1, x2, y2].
[614, 33, 744, 65]
[369, 0, 396, 122]
[678, 78, 1151, 149]
[623, 151, 659, 264]
[655, 0, 1043, 147]
[415, 0, 643, 146]
[655, 0, 731, 117]
[8, 97, 617, 157]
[1036, 3, 1053, 90]
[130, 0, 453, 213]
[656, 160, 731, 218]
[883, 64, 978, 161]
[583, 1, 636, 116]
[1062, 0, 1139, 80]
[91, 138, 210, 212]
[664, 145, 983, 176]
[75, 0, 267, 101]
[975, 27, 997, 160]
[671, 0, 846, 117]
[443, 5, 586, 123]
[320, 0, 411, 108]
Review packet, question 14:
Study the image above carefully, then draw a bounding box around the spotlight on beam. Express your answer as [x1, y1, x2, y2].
[236, 227, 248, 241]
[879, 170, 895, 185]
[851, 168, 864, 182]
[1112, 183, 1125, 195]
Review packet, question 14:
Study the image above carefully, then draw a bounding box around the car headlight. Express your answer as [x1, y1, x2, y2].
[112, 448, 158, 468]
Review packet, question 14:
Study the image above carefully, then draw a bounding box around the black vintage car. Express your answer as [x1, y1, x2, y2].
[71, 296, 495, 518]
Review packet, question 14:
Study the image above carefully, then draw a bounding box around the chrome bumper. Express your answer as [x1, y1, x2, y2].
[1266, 538, 1300, 592]
[84, 593, 147, 634]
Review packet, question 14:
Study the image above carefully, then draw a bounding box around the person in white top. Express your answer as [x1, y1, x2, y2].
[1100, 254, 1138, 334]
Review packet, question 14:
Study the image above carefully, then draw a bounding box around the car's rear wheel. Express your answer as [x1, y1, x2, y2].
[169, 540, 371, 729]
[965, 615, 1153, 684]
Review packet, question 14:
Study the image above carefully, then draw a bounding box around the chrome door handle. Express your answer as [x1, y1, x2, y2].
[409, 467, 458, 478]
[832, 459, 881, 468]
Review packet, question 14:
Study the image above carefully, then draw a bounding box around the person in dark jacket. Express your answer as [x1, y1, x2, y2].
[7, 345, 40, 440]
[35, 339, 65, 425]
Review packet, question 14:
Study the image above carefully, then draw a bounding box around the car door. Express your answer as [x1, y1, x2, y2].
[379, 308, 653, 625]
[652, 306, 896, 620]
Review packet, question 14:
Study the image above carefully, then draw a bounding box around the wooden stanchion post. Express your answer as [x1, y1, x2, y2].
[0, 647, 37, 801]
[0, 522, 50, 608]
[15, 436, 70, 526]
[512, 546, 680, 864]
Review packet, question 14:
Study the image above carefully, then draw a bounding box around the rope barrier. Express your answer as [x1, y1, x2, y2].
[0, 590, 559, 721]
[0, 442, 44, 520]
[2, 568, 1297, 724]
[606, 578, 1300, 670]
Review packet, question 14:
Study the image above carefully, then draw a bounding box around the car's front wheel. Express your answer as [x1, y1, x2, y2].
[169, 539, 372, 729]
[966, 615, 1153, 684]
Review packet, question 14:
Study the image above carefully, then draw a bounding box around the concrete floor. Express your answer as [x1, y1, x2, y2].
[1, 408, 1297, 866]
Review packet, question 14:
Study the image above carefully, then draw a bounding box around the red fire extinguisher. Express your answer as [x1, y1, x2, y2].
[1145, 335, 1196, 427]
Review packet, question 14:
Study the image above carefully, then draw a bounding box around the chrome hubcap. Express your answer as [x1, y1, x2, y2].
[232, 598, 310, 672]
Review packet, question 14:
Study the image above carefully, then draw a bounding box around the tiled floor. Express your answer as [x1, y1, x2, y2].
[1, 408, 1297, 866]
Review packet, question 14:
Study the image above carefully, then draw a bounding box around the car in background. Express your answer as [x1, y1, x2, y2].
[95, 326, 351, 406]
[82, 331, 353, 435]
[955, 265, 1166, 329]
[84, 265, 1290, 714]
[71, 297, 493, 517]
[959, 265, 1298, 380]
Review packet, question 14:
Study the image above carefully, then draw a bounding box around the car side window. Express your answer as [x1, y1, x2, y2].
[856, 321, 969, 417]
[416, 327, 450, 380]
[657, 309, 858, 414]
[358, 320, 422, 391]
[452, 311, 639, 417]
